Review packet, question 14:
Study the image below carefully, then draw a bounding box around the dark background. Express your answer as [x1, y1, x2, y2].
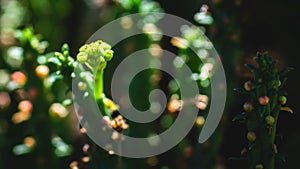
[156, 0, 300, 168]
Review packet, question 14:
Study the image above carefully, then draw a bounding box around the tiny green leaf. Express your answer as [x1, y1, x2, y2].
[62, 99, 72, 106]
[279, 77, 288, 89]
[275, 153, 286, 162]
[229, 157, 247, 161]
[48, 57, 62, 66]
[232, 112, 247, 122]
[244, 63, 256, 71]
[234, 88, 249, 94]
[12, 144, 33, 155]
[279, 67, 294, 76]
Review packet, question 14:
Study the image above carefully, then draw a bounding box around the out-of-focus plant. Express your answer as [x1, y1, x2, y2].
[233, 53, 293, 169]
[24, 0, 72, 49]
[1, 26, 130, 168]
[1, 0, 72, 50]
[0, 27, 75, 169]
[204, 1, 244, 168]
[169, 4, 222, 169]
[0, 0, 26, 46]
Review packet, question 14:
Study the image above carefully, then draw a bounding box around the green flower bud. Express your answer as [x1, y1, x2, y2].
[61, 43, 69, 52]
[100, 41, 111, 50]
[104, 50, 114, 61]
[243, 102, 254, 112]
[77, 52, 88, 63]
[272, 80, 281, 88]
[79, 44, 88, 52]
[265, 115, 275, 125]
[100, 56, 105, 63]
[247, 131, 256, 142]
[279, 96, 287, 105]
[244, 80, 253, 91]
[255, 164, 263, 169]
[258, 78, 263, 83]
[63, 50, 69, 57]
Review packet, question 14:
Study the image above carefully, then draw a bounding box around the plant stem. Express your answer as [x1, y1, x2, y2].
[95, 70, 104, 101]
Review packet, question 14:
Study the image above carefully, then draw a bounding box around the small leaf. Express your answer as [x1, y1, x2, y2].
[44, 74, 63, 88]
[51, 137, 73, 157]
[249, 142, 255, 150]
[232, 112, 247, 122]
[65, 88, 71, 95]
[244, 63, 256, 71]
[280, 107, 293, 114]
[61, 43, 69, 52]
[194, 12, 214, 25]
[62, 99, 72, 106]
[48, 57, 62, 66]
[275, 153, 286, 162]
[229, 157, 247, 161]
[13, 144, 32, 155]
[278, 90, 288, 96]
[279, 67, 294, 76]
[252, 83, 262, 89]
[279, 77, 288, 89]
[237, 120, 247, 125]
[258, 106, 266, 117]
[234, 88, 249, 94]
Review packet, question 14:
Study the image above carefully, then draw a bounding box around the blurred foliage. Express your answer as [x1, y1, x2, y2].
[0, 0, 298, 169]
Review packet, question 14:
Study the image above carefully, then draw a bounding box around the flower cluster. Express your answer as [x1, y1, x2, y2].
[0, 27, 74, 161]
[76, 40, 114, 72]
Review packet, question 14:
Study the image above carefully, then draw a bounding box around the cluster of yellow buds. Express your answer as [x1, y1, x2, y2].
[76, 40, 114, 72]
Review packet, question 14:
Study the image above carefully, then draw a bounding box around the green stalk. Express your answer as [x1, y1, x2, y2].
[76, 40, 113, 117]
[95, 70, 104, 101]
[94, 70, 111, 117]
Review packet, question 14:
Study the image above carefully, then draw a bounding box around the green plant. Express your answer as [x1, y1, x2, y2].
[234, 53, 293, 169]
[0, 26, 75, 169]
